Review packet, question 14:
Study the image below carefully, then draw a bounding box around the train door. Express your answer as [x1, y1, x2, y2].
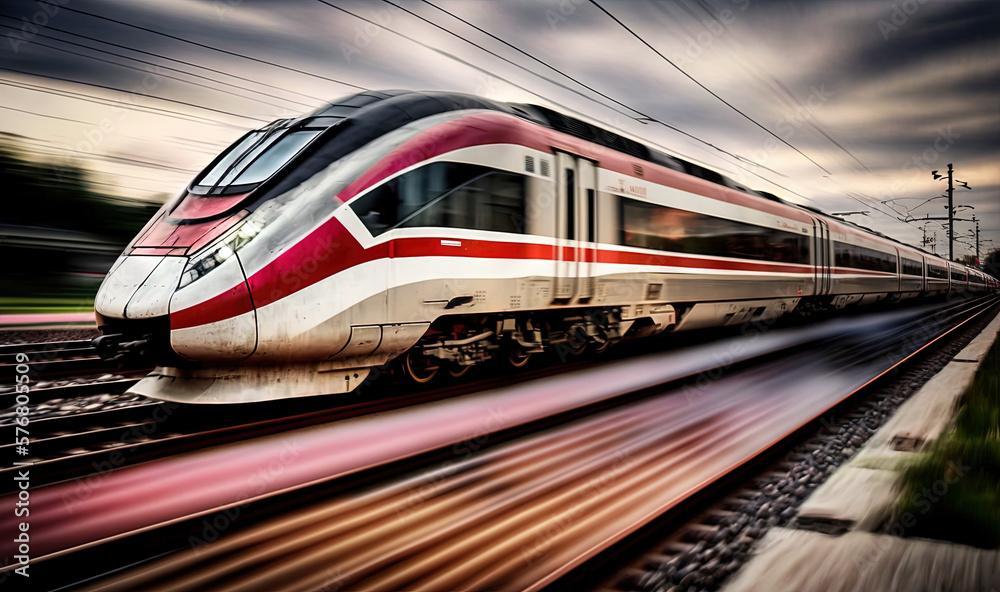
[554, 151, 576, 300]
[554, 152, 596, 303]
[577, 159, 596, 302]
[814, 218, 831, 295]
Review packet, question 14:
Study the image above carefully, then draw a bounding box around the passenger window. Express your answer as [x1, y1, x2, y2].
[619, 197, 810, 264]
[351, 162, 528, 236]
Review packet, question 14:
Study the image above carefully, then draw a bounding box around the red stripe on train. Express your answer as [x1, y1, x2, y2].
[171, 221, 815, 330]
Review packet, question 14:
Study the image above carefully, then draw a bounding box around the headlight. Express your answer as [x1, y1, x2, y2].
[178, 210, 266, 288]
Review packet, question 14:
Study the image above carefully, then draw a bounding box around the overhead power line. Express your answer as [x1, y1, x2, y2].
[390, 0, 786, 177]
[319, 0, 797, 192]
[0, 27, 304, 113]
[0, 105, 94, 126]
[588, 0, 831, 175]
[0, 67, 268, 123]
[0, 78, 247, 127]
[37, 2, 367, 91]
[381, 0, 636, 121]
[1, 106, 220, 157]
[0, 12, 324, 105]
[6, 140, 196, 175]
[652, 2, 871, 174]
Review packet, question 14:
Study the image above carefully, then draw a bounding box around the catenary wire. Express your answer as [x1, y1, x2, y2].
[0, 23, 312, 112]
[589, 0, 832, 175]
[37, 2, 367, 91]
[0, 67, 269, 123]
[0, 11, 325, 105]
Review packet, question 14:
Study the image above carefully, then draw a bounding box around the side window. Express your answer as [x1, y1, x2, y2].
[901, 258, 922, 276]
[833, 241, 896, 273]
[619, 197, 810, 264]
[401, 169, 526, 234]
[350, 162, 527, 236]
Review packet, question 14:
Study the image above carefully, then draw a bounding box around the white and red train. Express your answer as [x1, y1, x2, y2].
[93, 91, 997, 403]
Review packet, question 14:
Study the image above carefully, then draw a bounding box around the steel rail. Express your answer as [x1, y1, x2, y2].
[37, 296, 995, 591]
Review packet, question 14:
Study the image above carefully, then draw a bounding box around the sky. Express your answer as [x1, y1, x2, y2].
[1, 0, 997, 261]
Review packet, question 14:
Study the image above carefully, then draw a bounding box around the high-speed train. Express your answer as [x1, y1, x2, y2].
[93, 90, 997, 403]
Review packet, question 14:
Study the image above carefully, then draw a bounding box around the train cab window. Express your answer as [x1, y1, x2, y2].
[350, 162, 528, 236]
[927, 265, 947, 279]
[193, 131, 265, 189]
[618, 197, 810, 264]
[833, 241, 896, 273]
[228, 130, 321, 186]
[901, 258, 922, 276]
[192, 128, 320, 194]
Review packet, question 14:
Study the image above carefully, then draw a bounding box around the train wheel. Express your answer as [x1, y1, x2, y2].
[506, 344, 533, 369]
[592, 338, 612, 355]
[448, 363, 472, 378]
[567, 332, 589, 357]
[404, 349, 439, 384]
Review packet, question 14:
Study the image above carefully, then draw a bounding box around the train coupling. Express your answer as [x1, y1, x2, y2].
[92, 333, 154, 365]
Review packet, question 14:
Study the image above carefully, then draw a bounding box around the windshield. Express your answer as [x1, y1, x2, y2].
[195, 131, 264, 189]
[191, 128, 320, 194]
[229, 130, 320, 186]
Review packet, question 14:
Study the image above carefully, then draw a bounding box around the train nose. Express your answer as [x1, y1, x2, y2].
[95, 252, 259, 363]
[93, 255, 188, 364]
[95, 255, 188, 320]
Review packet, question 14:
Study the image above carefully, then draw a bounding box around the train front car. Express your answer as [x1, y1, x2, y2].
[94, 91, 523, 403]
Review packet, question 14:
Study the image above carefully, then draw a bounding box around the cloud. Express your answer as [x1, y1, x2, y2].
[0, 0, 995, 256]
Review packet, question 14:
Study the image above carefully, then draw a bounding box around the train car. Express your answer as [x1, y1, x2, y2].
[924, 255, 950, 296]
[894, 244, 927, 301]
[92, 91, 984, 403]
[820, 218, 898, 308]
[970, 269, 987, 293]
[948, 261, 968, 294]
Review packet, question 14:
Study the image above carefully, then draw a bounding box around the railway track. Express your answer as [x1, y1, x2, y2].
[0, 337, 149, 384]
[0, 339, 94, 356]
[574, 295, 1000, 592]
[5, 296, 994, 591]
[0, 376, 141, 410]
[0, 317, 790, 492]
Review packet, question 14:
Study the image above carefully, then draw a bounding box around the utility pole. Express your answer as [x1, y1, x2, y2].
[947, 162, 954, 261]
[974, 214, 980, 265]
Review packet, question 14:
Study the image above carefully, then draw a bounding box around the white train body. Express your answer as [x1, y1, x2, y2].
[93, 91, 997, 403]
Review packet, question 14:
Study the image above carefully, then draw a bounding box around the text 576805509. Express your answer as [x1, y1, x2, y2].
[12, 351, 32, 578]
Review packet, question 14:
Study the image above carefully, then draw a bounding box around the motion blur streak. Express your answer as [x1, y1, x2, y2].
[0, 306, 922, 561]
[78, 306, 952, 592]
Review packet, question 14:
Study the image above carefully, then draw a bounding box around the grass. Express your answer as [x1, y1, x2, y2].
[894, 330, 1000, 548]
[0, 297, 95, 316]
